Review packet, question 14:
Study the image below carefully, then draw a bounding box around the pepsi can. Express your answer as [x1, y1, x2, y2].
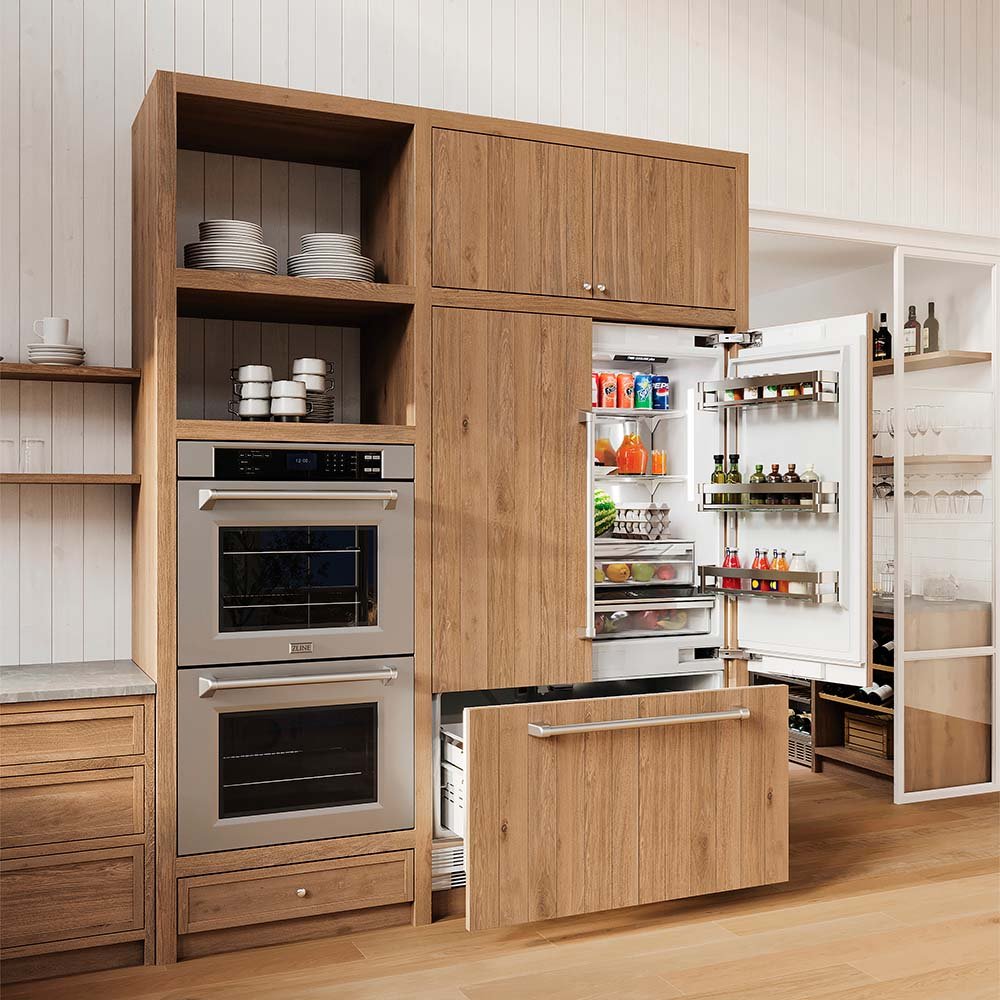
[651, 375, 670, 410]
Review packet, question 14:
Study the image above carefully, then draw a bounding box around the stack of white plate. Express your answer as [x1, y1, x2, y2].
[287, 233, 376, 280]
[27, 343, 86, 366]
[184, 220, 278, 274]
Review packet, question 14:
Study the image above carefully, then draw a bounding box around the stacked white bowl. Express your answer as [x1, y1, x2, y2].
[185, 220, 278, 274]
[286, 233, 375, 280]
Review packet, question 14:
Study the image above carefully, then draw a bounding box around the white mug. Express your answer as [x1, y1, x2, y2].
[33, 317, 70, 345]
[229, 398, 269, 418]
[233, 364, 273, 383]
[270, 380, 306, 399]
[292, 373, 327, 392]
[270, 397, 308, 416]
[291, 357, 331, 376]
[240, 381, 271, 399]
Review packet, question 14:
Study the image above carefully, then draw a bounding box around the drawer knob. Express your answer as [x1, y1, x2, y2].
[296, 887, 308, 898]
[596, 283, 607, 293]
[582, 281, 593, 291]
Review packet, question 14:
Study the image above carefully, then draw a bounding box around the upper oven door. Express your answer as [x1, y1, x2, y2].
[177, 479, 414, 666]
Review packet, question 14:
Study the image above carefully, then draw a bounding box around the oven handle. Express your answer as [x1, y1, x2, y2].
[198, 667, 399, 698]
[197, 488, 398, 510]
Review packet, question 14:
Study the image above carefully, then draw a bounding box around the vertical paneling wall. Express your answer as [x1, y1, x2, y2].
[1, 0, 997, 665]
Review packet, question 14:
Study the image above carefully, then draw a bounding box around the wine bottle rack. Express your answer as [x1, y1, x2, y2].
[698, 565, 840, 605]
[697, 481, 840, 513]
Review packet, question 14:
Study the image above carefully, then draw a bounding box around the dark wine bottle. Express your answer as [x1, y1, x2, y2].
[903, 305, 920, 356]
[873, 312, 892, 361]
[922, 302, 939, 353]
[867, 684, 894, 705]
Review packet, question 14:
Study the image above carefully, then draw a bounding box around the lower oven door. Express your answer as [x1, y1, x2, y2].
[176, 479, 414, 666]
[177, 658, 414, 855]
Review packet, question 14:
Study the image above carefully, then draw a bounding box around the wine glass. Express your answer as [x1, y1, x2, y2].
[915, 404, 930, 457]
[933, 490, 951, 516]
[905, 407, 919, 457]
[951, 477, 970, 516]
[929, 405, 945, 454]
[886, 407, 895, 450]
[872, 409, 884, 457]
[968, 480, 985, 515]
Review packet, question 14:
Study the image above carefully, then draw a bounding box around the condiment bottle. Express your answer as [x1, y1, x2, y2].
[765, 463, 784, 505]
[799, 463, 819, 506]
[749, 463, 766, 505]
[788, 551, 810, 595]
[711, 454, 726, 504]
[726, 453, 743, 506]
[781, 463, 801, 506]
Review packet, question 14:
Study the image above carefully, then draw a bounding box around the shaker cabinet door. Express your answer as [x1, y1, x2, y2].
[431, 308, 591, 692]
[463, 686, 788, 931]
[431, 129, 594, 298]
[592, 150, 738, 310]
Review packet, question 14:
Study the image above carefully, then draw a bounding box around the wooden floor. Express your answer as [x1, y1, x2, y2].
[9, 763, 999, 1000]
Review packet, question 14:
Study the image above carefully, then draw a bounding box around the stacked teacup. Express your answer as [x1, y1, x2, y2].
[269, 379, 310, 421]
[292, 358, 335, 423]
[230, 365, 273, 420]
[28, 317, 85, 366]
[286, 233, 375, 280]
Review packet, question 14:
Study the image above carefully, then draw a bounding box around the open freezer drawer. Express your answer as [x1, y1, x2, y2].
[462, 685, 788, 930]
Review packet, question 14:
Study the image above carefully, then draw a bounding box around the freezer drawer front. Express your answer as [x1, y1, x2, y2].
[463, 685, 788, 931]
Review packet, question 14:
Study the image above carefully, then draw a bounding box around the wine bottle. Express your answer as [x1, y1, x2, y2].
[873, 312, 892, 361]
[866, 684, 894, 705]
[874, 639, 895, 667]
[922, 302, 939, 353]
[903, 305, 920, 356]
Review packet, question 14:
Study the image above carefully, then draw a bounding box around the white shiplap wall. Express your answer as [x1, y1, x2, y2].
[1, 0, 998, 665]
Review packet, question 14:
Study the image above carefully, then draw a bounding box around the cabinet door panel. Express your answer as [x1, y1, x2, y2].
[432, 308, 591, 692]
[432, 129, 593, 298]
[593, 150, 737, 310]
[464, 686, 787, 931]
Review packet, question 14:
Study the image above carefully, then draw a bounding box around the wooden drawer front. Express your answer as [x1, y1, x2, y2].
[0, 705, 145, 766]
[0, 846, 144, 949]
[177, 850, 414, 935]
[464, 686, 787, 930]
[0, 767, 144, 850]
[432, 129, 593, 298]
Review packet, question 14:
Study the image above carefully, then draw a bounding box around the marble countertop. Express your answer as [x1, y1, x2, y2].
[0, 659, 155, 704]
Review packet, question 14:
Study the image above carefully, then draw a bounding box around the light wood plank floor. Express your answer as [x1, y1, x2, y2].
[9, 764, 999, 1000]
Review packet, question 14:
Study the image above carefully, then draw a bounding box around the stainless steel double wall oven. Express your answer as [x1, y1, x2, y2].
[176, 441, 415, 855]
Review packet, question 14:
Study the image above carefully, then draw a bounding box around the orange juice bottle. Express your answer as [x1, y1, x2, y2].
[616, 433, 648, 474]
[773, 549, 789, 592]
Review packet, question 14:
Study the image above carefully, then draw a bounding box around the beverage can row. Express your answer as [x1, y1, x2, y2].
[592, 372, 671, 410]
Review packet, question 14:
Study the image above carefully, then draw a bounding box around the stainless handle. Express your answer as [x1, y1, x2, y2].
[582, 281, 593, 291]
[198, 667, 398, 698]
[527, 706, 750, 737]
[295, 888, 308, 898]
[197, 488, 398, 510]
[580, 409, 596, 639]
[596, 283, 607, 293]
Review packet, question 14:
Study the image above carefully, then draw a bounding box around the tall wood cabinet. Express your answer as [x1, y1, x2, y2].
[431, 308, 591, 692]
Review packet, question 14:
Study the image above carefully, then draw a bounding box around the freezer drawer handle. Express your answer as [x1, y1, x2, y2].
[527, 706, 750, 737]
[198, 667, 399, 698]
[197, 488, 398, 510]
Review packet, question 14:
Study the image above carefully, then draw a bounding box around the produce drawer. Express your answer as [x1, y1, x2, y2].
[0, 766, 145, 850]
[463, 685, 787, 930]
[594, 540, 696, 588]
[0, 846, 144, 949]
[594, 597, 714, 639]
[177, 851, 414, 935]
[0, 704, 145, 766]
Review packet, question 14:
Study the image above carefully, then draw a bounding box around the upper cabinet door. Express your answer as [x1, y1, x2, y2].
[431, 129, 594, 298]
[431, 307, 592, 692]
[592, 151, 738, 310]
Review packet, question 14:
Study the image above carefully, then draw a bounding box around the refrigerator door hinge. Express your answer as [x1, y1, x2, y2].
[720, 648, 762, 662]
[705, 330, 762, 348]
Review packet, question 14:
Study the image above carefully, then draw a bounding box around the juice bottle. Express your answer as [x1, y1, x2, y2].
[758, 547, 772, 591]
[722, 547, 742, 589]
[749, 463, 766, 505]
[750, 548, 764, 592]
[616, 432, 648, 474]
[773, 549, 789, 592]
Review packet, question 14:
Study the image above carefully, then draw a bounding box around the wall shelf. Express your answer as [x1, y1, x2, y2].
[0, 473, 141, 485]
[0, 362, 141, 384]
[872, 454, 992, 467]
[174, 418, 416, 445]
[871, 350, 992, 377]
[176, 268, 415, 326]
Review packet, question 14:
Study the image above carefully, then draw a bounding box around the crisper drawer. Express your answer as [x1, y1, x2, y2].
[593, 597, 714, 639]
[463, 685, 788, 931]
[594, 540, 696, 588]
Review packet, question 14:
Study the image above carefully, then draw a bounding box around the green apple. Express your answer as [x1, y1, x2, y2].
[631, 562, 655, 583]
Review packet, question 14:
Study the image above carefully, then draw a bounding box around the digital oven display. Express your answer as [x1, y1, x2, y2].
[213, 448, 384, 481]
[286, 451, 318, 473]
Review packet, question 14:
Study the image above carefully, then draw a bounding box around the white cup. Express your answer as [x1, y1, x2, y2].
[270, 379, 306, 399]
[270, 397, 308, 416]
[240, 381, 271, 399]
[230, 398, 269, 418]
[33, 317, 70, 345]
[291, 357, 330, 376]
[234, 364, 273, 382]
[292, 373, 327, 392]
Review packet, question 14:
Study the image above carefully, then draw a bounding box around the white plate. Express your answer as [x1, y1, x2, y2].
[300, 233, 360, 246]
[288, 264, 374, 272]
[185, 242, 277, 257]
[287, 251, 373, 261]
[28, 349, 86, 357]
[29, 357, 85, 366]
[184, 263, 279, 274]
[199, 220, 263, 237]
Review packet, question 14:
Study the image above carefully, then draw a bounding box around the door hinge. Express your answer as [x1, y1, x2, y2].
[720, 648, 762, 662]
[704, 330, 762, 348]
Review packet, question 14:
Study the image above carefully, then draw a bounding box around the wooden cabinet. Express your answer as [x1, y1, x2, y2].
[432, 129, 594, 298]
[431, 307, 591, 692]
[463, 686, 787, 931]
[593, 150, 737, 310]
[177, 851, 414, 935]
[0, 704, 145, 766]
[431, 130, 741, 313]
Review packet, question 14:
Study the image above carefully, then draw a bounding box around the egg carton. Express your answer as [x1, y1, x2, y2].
[612, 502, 671, 541]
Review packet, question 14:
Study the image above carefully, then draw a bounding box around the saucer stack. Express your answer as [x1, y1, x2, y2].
[28, 342, 86, 367]
[184, 220, 278, 274]
[286, 234, 376, 280]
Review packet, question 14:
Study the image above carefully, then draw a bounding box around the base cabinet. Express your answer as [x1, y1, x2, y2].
[463, 685, 787, 930]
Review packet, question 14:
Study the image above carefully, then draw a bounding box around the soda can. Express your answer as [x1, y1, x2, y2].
[634, 373, 653, 409]
[598, 372, 619, 408]
[592, 372, 599, 408]
[616, 372, 635, 408]
[651, 375, 671, 410]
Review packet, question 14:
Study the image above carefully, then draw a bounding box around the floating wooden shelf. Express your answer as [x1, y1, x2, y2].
[814, 744, 893, 777]
[176, 268, 415, 325]
[819, 692, 894, 715]
[174, 418, 416, 445]
[0, 362, 141, 384]
[0, 473, 141, 485]
[872, 454, 992, 467]
[871, 350, 991, 377]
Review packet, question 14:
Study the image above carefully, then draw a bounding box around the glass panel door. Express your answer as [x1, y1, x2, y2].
[893, 249, 998, 801]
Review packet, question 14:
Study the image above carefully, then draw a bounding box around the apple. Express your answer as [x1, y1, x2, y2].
[654, 564, 677, 581]
[631, 562, 655, 583]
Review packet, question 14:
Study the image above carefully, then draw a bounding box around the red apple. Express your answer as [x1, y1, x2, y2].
[654, 564, 677, 581]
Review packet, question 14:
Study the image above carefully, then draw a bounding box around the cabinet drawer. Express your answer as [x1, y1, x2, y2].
[464, 685, 787, 930]
[0, 705, 145, 766]
[177, 851, 414, 935]
[0, 767, 144, 850]
[0, 846, 144, 949]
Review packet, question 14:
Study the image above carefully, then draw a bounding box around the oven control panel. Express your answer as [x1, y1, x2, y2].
[214, 448, 385, 481]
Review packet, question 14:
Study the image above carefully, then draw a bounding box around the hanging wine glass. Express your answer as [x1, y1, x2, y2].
[952, 475, 970, 516]
[933, 489, 951, 516]
[872, 409, 884, 457]
[886, 407, 895, 447]
[905, 407, 919, 457]
[929, 404, 945, 455]
[968, 478, 985, 515]
[915, 404, 930, 457]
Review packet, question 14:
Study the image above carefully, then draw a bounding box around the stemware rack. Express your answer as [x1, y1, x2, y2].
[698, 565, 841, 605]
[697, 481, 840, 513]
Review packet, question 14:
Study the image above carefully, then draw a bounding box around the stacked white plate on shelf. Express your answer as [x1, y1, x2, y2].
[184, 219, 278, 274]
[286, 233, 376, 280]
[27, 342, 86, 366]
